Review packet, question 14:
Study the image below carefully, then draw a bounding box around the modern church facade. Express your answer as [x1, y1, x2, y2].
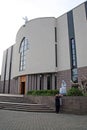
[0, 1, 87, 94]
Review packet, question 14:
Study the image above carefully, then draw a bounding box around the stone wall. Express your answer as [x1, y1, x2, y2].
[25, 95, 87, 114]
[61, 96, 87, 115]
[25, 95, 55, 109]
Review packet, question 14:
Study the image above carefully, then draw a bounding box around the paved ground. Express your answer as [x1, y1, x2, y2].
[0, 110, 87, 130]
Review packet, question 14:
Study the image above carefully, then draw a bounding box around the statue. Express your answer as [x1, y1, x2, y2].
[59, 80, 67, 95]
[23, 16, 28, 24]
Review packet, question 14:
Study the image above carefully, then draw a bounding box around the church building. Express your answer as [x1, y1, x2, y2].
[0, 1, 87, 94]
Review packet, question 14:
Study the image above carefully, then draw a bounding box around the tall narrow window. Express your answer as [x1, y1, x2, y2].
[85, 1, 87, 19]
[55, 75, 57, 89]
[19, 37, 29, 71]
[71, 39, 77, 68]
[67, 11, 78, 83]
[47, 74, 52, 90]
[55, 44, 58, 67]
[70, 38, 78, 82]
[55, 27, 57, 42]
[71, 68, 78, 83]
[40, 74, 44, 90]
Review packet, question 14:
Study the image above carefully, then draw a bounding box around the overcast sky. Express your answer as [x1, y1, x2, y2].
[0, 0, 86, 74]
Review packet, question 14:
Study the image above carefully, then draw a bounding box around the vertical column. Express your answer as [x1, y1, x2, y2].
[52, 74, 55, 90]
[28, 75, 32, 91]
[8, 46, 13, 93]
[15, 78, 19, 94]
[3, 49, 8, 93]
[31, 75, 35, 90]
[34, 75, 37, 90]
[56, 74, 58, 89]
[31, 75, 33, 90]
[43, 75, 47, 90]
[57, 73, 59, 89]
[18, 77, 20, 94]
[40, 74, 44, 90]
[37, 75, 40, 90]
[25, 75, 28, 94]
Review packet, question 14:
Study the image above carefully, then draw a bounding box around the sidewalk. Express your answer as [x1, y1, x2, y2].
[0, 110, 87, 130]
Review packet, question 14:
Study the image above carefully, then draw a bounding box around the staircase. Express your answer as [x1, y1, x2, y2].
[0, 94, 55, 112]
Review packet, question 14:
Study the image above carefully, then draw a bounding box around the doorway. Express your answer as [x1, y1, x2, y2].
[20, 82, 25, 94]
[20, 76, 26, 95]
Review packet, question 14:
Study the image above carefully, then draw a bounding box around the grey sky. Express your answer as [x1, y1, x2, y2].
[0, 0, 86, 74]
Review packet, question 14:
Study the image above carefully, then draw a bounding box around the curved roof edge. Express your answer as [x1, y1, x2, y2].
[16, 17, 56, 41]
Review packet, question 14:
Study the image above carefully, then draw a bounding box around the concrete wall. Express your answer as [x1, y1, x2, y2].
[1, 51, 7, 81]
[12, 17, 57, 78]
[5, 47, 12, 80]
[1, 46, 13, 81]
[57, 14, 70, 71]
[73, 3, 87, 68]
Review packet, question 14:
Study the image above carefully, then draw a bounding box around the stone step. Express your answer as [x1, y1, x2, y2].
[0, 102, 54, 112]
[0, 94, 35, 104]
[0, 94, 55, 112]
[2, 108, 54, 112]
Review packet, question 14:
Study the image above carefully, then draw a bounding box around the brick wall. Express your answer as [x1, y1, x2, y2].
[57, 69, 71, 89]
[78, 66, 87, 82]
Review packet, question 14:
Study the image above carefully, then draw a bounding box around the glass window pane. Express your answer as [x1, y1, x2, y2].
[72, 49, 75, 55]
[19, 37, 29, 71]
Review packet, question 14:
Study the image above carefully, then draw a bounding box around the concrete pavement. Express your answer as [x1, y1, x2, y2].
[0, 110, 87, 130]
